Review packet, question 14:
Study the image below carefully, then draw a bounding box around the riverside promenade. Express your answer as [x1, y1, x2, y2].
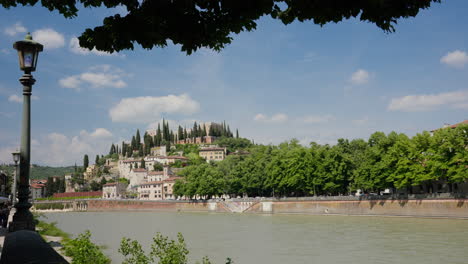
[33, 193, 468, 219]
[0, 208, 69, 263]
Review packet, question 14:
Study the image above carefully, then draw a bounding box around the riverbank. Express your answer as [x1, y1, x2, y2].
[34, 197, 468, 219]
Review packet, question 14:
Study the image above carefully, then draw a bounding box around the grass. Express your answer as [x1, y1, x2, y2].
[33, 213, 70, 242]
[34, 203, 68, 210]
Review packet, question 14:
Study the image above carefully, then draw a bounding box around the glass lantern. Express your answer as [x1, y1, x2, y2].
[13, 33, 44, 73]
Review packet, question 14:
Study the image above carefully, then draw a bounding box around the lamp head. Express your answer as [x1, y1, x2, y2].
[11, 151, 20, 164]
[13, 33, 43, 73]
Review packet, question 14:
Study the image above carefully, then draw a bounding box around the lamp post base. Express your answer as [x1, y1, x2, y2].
[9, 220, 35, 232]
[9, 204, 35, 232]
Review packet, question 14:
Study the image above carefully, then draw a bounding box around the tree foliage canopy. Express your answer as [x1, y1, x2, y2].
[1, 0, 440, 54]
[174, 124, 467, 198]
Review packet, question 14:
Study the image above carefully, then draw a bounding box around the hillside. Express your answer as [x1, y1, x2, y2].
[0, 165, 74, 179]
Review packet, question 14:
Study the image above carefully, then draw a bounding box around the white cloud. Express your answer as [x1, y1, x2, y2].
[8, 94, 22, 103]
[352, 117, 369, 125]
[0, 128, 115, 166]
[253, 114, 266, 122]
[301, 114, 335, 124]
[350, 69, 370, 85]
[1, 49, 10, 55]
[254, 113, 288, 123]
[388, 90, 468, 112]
[32, 28, 65, 49]
[58, 76, 81, 90]
[109, 94, 200, 123]
[440, 50, 468, 68]
[58, 65, 128, 91]
[8, 94, 39, 103]
[0, 112, 13, 118]
[4, 22, 27, 36]
[69, 37, 117, 56]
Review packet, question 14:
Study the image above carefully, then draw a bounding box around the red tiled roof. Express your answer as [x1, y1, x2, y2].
[53, 191, 102, 198]
[139, 181, 163, 186]
[200, 147, 225, 151]
[164, 176, 182, 182]
[148, 171, 164, 175]
[133, 168, 147, 172]
[166, 156, 188, 160]
[450, 120, 468, 128]
[31, 183, 45, 189]
[103, 182, 118, 186]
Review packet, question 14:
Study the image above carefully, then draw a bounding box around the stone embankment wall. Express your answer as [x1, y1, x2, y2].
[34, 198, 468, 218]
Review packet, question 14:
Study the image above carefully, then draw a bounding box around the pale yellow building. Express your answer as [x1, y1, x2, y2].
[199, 147, 227, 162]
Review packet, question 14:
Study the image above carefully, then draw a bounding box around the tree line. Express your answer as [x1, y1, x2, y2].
[112, 120, 237, 158]
[173, 125, 468, 199]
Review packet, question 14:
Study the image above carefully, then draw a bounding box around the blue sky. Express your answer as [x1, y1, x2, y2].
[1, 1, 467, 166]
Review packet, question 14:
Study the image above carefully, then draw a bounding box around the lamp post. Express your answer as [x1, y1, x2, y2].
[11, 151, 20, 204]
[9, 33, 43, 232]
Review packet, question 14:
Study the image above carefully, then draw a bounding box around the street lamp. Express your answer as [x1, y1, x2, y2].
[9, 33, 43, 232]
[11, 151, 20, 205]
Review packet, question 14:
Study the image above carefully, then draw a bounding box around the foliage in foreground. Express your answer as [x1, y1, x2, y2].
[37, 220, 71, 241]
[119, 232, 232, 264]
[64, 230, 111, 264]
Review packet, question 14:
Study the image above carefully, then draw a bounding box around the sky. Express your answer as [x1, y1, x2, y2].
[0, 1, 467, 166]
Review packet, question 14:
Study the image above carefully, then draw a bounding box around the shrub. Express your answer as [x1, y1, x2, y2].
[64, 230, 110, 264]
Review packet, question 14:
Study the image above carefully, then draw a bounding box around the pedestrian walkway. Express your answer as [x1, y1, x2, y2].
[0, 208, 14, 257]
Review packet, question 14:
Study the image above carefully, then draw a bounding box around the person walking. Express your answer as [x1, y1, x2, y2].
[0, 203, 6, 228]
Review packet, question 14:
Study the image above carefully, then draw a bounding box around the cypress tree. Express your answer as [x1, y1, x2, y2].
[140, 158, 146, 169]
[178, 126, 184, 140]
[157, 123, 162, 146]
[138, 145, 143, 157]
[95, 155, 99, 165]
[209, 125, 214, 137]
[166, 141, 171, 153]
[83, 154, 89, 169]
[136, 129, 141, 148]
[193, 122, 198, 138]
[131, 136, 136, 150]
[236, 129, 239, 138]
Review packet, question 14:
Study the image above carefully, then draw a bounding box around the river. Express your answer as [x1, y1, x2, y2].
[43, 211, 468, 264]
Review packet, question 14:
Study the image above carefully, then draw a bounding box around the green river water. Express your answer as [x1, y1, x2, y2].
[44, 212, 468, 264]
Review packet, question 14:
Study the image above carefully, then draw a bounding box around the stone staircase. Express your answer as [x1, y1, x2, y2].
[221, 201, 257, 213]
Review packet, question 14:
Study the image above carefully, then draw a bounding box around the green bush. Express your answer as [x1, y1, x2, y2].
[64, 230, 110, 264]
[36, 220, 70, 241]
[34, 203, 66, 210]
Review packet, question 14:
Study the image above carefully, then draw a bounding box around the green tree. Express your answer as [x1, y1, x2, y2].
[2, 1, 440, 55]
[83, 154, 89, 170]
[136, 129, 141, 148]
[141, 159, 146, 169]
[95, 155, 100, 166]
[214, 137, 252, 153]
[119, 232, 217, 264]
[153, 163, 163, 171]
[64, 230, 110, 264]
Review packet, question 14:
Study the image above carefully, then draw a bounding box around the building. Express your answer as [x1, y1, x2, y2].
[128, 168, 148, 190]
[162, 177, 181, 200]
[30, 179, 47, 200]
[137, 165, 181, 200]
[150, 146, 167, 156]
[431, 120, 468, 135]
[199, 147, 227, 162]
[83, 164, 98, 180]
[102, 182, 128, 199]
[118, 156, 188, 179]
